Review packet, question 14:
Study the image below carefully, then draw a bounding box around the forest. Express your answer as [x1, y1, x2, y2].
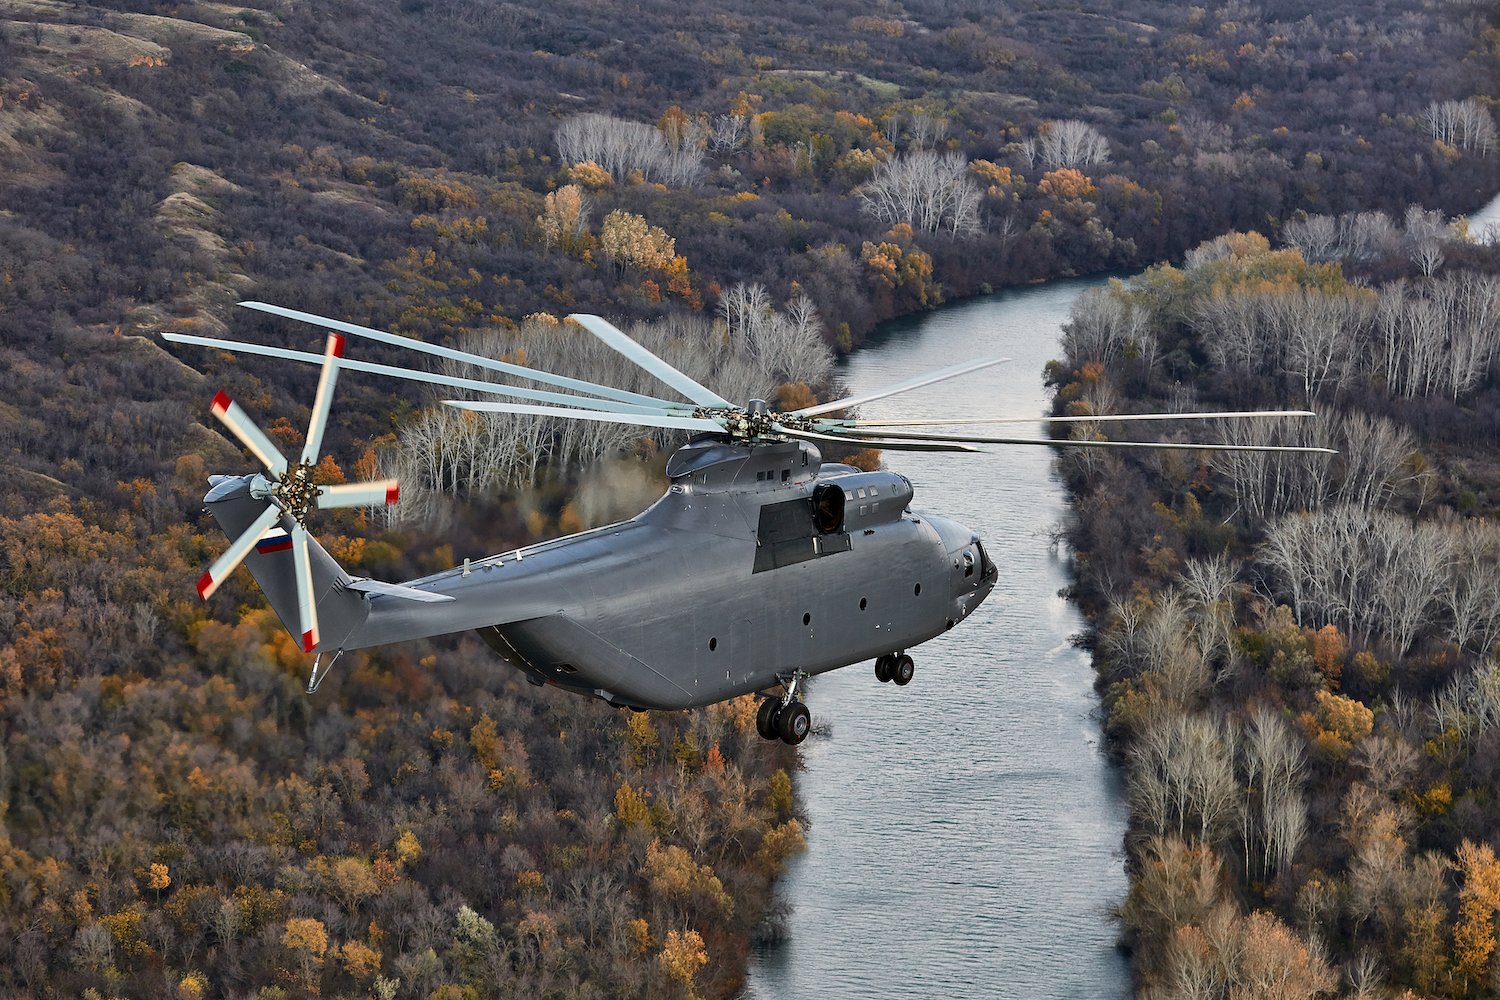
[1055, 220, 1500, 998]
[2, 0, 1500, 994]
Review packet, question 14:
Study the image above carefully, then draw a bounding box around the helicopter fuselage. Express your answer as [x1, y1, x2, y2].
[208, 437, 997, 710]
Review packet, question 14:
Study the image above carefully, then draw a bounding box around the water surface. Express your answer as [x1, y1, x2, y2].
[744, 280, 1131, 999]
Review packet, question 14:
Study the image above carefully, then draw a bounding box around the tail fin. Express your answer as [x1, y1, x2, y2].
[202, 475, 369, 650]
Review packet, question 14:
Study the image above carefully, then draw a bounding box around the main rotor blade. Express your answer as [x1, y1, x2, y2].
[301, 332, 345, 465]
[828, 409, 1319, 428]
[210, 391, 289, 476]
[791, 357, 1011, 418]
[197, 504, 284, 600]
[830, 427, 1338, 454]
[163, 332, 686, 416]
[239, 301, 679, 408]
[775, 426, 980, 453]
[444, 399, 727, 434]
[569, 314, 734, 408]
[291, 523, 320, 653]
[318, 480, 401, 510]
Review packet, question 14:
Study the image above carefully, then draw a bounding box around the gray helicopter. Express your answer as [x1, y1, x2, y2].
[164, 303, 1331, 745]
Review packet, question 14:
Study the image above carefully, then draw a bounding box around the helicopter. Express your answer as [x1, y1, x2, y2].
[163, 303, 1332, 745]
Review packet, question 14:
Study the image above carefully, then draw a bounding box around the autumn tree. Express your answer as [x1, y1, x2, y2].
[536, 184, 590, 253]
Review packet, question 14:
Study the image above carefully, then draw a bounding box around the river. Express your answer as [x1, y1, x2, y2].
[743, 278, 1131, 999]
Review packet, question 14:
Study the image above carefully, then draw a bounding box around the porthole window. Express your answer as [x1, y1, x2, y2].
[859, 597, 868, 611]
[914, 583, 922, 597]
[709, 637, 718, 651]
[802, 612, 812, 626]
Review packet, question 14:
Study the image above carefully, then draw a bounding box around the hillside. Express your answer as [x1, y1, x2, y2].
[3, 0, 1500, 996]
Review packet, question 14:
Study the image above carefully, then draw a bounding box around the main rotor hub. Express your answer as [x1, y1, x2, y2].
[695, 404, 817, 443]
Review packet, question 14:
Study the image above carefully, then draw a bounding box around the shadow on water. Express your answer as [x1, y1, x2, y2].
[742, 280, 1132, 1000]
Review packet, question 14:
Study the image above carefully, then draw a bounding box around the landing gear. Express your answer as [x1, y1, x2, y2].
[756, 698, 781, 740]
[777, 702, 811, 743]
[757, 672, 812, 746]
[875, 651, 914, 686]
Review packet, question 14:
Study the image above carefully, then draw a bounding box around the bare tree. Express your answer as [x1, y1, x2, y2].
[1037, 119, 1111, 169]
[555, 112, 703, 186]
[857, 150, 983, 237]
[1424, 98, 1498, 155]
[708, 113, 749, 155]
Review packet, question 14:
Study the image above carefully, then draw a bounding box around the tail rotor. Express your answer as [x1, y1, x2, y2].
[195, 331, 399, 652]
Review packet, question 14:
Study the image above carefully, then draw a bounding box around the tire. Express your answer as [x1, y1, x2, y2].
[756, 698, 782, 740]
[893, 653, 915, 686]
[777, 702, 812, 745]
[875, 654, 894, 682]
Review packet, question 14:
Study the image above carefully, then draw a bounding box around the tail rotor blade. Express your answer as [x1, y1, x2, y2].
[317, 479, 401, 510]
[210, 391, 289, 477]
[196, 504, 284, 600]
[301, 333, 345, 464]
[291, 524, 320, 653]
[568, 314, 734, 408]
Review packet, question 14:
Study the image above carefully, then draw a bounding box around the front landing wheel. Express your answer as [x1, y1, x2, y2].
[756, 698, 782, 740]
[777, 701, 811, 745]
[893, 653, 915, 686]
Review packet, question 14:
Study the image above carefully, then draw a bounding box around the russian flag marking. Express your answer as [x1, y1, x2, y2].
[330, 332, 346, 358]
[301, 630, 317, 652]
[385, 484, 400, 505]
[196, 571, 214, 600]
[211, 390, 232, 415]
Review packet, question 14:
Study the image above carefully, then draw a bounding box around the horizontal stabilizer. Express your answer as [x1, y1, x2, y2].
[346, 578, 455, 603]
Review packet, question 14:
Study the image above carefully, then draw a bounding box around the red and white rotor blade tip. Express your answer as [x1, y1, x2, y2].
[316, 479, 400, 510]
[301, 332, 346, 465]
[211, 391, 289, 477]
[196, 504, 283, 601]
[291, 523, 320, 653]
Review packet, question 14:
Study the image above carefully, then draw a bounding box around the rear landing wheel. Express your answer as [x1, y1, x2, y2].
[756, 698, 782, 741]
[893, 653, 915, 686]
[777, 701, 811, 745]
[874, 654, 896, 683]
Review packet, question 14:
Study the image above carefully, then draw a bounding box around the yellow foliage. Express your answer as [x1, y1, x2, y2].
[756, 819, 808, 873]
[1312, 624, 1345, 689]
[709, 693, 760, 735]
[765, 768, 794, 817]
[1303, 690, 1373, 761]
[338, 939, 381, 980]
[568, 160, 613, 190]
[177, 971, 208, 1000]
[628, 917, 653, 955]
[658, 928, 709, 988]
[1037, 168, 1097, 201]
[627, 711, 659, 768]
[394, 830, 422, 866]
[282, 916, 328, 958]
[615, 782, 651, 827]
[146, 862, 171, 892]
[470, 713, 501, 770]
[599, 210, 678, 273]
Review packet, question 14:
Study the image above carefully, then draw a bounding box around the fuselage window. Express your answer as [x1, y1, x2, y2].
[781, 469, 790, 482]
